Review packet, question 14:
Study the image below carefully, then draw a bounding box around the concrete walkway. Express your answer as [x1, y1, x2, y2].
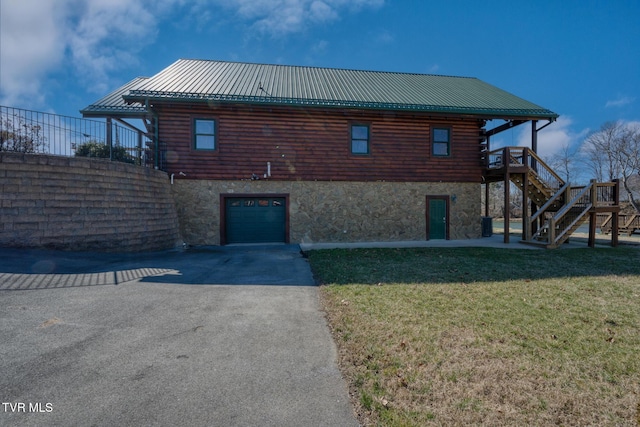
[300, 233, 540, 250]
[0, 245, 359, 427]
[300, 232, 639, 251]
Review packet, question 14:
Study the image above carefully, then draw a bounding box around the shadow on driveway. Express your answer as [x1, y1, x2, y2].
[0, 245, 316, 290]
[0, 245, 358, 427]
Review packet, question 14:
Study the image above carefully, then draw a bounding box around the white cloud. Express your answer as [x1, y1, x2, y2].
[66, 0, 162, 94]
[0, 0, 69, 107]
[0, 0, 383, 110]
[605, 96, 635, 108]
[219, 0, 383, 36]
[0, 0, 180, 109]
[514, 116, 589, 159]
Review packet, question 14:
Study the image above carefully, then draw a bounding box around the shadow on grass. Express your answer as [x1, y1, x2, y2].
[307, 246, 640, 285]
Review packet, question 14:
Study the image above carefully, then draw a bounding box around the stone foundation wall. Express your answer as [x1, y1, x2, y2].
[0, 152, 181, 252]
[172, 179, 481, 245]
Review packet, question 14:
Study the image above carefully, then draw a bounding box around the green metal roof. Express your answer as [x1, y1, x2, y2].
[82, 59, 558, 120]
[81, 77, 149, 117]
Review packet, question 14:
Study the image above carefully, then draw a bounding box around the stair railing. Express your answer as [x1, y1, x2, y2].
[528, 182, 571, 241]
[523, 148, 565, 193]
[547, 181, 594, 246]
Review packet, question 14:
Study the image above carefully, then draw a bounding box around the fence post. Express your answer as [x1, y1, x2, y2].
[137, 130, 143, 166]
[106, 118, 113, 161]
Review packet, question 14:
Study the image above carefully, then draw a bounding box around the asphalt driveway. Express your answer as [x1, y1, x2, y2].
[0, 245, 359, 427]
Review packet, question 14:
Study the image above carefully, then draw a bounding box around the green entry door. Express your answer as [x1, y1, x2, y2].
[427, 197, 448, 240]
[225, 197, 286, 244]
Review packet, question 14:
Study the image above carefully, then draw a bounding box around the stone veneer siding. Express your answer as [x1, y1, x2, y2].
[172, 180, 481, 245]
[0, 152, 181, 252]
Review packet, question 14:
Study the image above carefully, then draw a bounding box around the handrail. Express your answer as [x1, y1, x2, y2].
[594, 182, 618, 206]
[551, 203, 592, 245]
[548, 182, 593, 245]
[487, 147, 621, 247]
[553, 182, 592, 219]
[487, 147, 505, 169]
[525, 149, 565, 187]
[486, 147, 565, 194]
[530, 182, 570, 224]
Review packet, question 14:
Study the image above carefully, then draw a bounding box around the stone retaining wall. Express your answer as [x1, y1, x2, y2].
[0, 152, 181, 252]
[172, 179, 481, 245]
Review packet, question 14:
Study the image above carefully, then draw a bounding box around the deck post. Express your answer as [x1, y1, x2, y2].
[504, 169, 510, 244]
[531, 120, 538, 163]
[522, 168, 530, 242]
[588, 211, 597, 247]
[588, 180, 597, 248]
[529, 130, 539, 235]
[612, 179, 620, 247]
[484, 182, 490, 217]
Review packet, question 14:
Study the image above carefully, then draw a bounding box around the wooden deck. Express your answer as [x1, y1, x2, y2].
[598, 213, 640, 236]
[484, 146, 621, 249]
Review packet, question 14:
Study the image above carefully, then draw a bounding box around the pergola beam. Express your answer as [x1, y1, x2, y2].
[484, 119, 528, 137]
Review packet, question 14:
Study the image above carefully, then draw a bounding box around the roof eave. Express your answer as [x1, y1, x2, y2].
[123, 92, 558, 121]
[80, 106, 149, 119]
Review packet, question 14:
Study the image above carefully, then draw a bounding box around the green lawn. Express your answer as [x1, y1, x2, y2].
[308, 247, 640, 426]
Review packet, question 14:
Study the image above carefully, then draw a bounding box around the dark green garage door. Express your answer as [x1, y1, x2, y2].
[225, 197, 286, 244]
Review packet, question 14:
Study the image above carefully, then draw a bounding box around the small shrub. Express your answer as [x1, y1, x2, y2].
[75, 140, 135, 164]
[0, 114, 46, 153]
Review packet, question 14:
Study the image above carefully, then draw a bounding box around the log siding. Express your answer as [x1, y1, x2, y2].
[156, 103, 484, 182]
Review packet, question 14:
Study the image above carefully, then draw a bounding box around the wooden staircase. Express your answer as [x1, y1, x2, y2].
[510, 169, 565, 211]
[485, 147, 620, 248]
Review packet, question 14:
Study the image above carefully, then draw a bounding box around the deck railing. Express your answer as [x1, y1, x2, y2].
[547, 183, 593, 244]
[599, 213, 640, 235]
[488, 146, 564, 193]
[0, 105, 153, 166]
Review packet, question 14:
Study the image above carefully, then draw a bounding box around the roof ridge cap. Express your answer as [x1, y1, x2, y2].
[174, 58, 477, 80]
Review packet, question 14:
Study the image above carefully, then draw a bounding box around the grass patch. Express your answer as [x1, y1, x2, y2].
[309, 247, 640, 426]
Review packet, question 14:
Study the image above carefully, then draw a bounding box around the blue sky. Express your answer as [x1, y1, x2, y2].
[1, 0, 638, 161]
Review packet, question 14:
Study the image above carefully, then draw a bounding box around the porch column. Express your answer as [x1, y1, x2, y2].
[530, 121, 539, 234]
